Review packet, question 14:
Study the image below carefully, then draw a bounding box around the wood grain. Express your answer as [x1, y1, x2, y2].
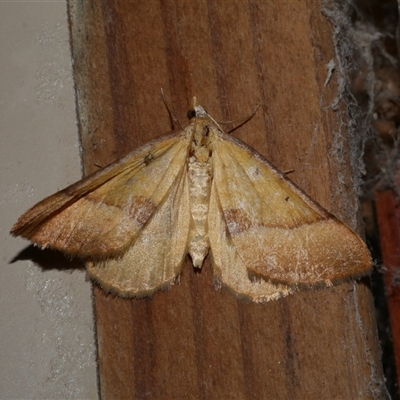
[375, 189, 400, 396]
[68, 1, 385, 398]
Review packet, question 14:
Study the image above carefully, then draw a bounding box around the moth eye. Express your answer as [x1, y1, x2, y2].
[187, 109, 196, 120]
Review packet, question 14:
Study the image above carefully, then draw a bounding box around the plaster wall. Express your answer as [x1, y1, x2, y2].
[0, 2, 97, 398]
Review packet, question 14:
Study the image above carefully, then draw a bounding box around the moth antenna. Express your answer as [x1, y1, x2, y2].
[284, 169, 295, 175]
[161, 88, 182, 130]
[226, 104, 260, 134]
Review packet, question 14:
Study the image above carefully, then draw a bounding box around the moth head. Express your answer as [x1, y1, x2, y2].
[187, 96, 208, 120]
[188, 97, 222, 133]
[187, 107, 208, 122]
[193, 105, 208, 118]
[187, 108, 197, 120]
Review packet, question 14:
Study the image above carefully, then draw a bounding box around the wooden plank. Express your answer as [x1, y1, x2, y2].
[375, 189, 400, 396]
[68, 0, 386, 398]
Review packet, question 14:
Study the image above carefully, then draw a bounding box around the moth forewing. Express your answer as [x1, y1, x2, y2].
[11, 131, 191, 258]
[210, 129, 371, 288]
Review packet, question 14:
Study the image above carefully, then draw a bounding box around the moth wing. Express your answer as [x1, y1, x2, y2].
[208, 181, 292, 302]
[87, 167, 190, 297]
[11, 131, 191, 258]
[211, 132, 371, 287]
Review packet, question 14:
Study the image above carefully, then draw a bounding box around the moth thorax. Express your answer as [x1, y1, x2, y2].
[187, 156, 212, 268]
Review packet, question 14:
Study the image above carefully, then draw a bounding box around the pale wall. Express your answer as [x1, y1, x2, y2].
[0, 2, 97, 398]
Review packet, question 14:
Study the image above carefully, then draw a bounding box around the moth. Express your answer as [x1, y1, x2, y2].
[11, 98, 371, 302]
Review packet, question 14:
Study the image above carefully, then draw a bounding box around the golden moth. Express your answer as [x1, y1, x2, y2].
[11, 98, 371, 302]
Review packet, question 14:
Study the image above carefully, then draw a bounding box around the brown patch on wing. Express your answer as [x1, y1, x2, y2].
[127, 196, 157, 225]
[89, 194, 157, 226]
[224, 209, 253, 235]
